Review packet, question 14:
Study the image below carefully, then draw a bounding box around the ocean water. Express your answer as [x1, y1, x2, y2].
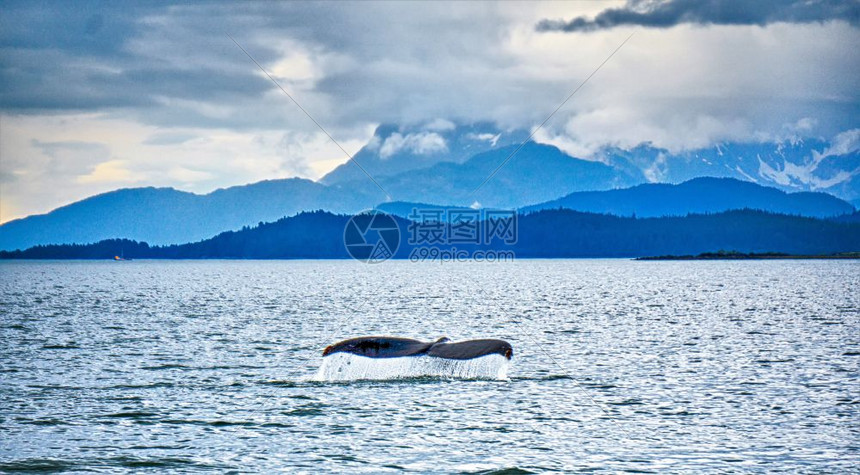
[1, 259, 858, 473]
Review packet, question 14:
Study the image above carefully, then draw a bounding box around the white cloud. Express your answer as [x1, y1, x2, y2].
[466, 133, 501, 147]
[822, 129, 860, 157]
[535, 107, 753, 158]
[77, 160, 141, 185]
[167, 166, 215, 184]
[793, 118, 817, 133]
[363, 134, 381, 151]
[424, 118, 456, 131]
[378, 132, 448, 159]
[643, 152, 669, 183]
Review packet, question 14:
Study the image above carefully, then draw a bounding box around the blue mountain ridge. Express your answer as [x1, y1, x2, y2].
[368, 141, 640, 208]
[0, 140, 636, 250]
[3, 209, 857, 259]
[599, 138, 860, 202]
[376, 177, 854, 219]
[0, 178, 381, 251]
[320, 122, 530, 185]
[519, 177, 854, 218]
[1, 121, 858, 251]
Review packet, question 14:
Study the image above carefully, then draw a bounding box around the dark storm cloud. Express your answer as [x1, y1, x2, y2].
[536, 0, 860, 32]
[1, 0, 857, 138]
[1, 0, 142, 56]
[0, 2, 284, 118]
[0, 1, 519, 130]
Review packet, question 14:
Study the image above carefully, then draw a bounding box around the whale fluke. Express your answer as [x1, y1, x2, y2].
[322, 336, 513, 360]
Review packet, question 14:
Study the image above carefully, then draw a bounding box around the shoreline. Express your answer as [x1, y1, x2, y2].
[636, 251, 860, 261]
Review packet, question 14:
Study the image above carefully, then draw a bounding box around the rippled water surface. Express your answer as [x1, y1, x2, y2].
[1, 260, 858, 473]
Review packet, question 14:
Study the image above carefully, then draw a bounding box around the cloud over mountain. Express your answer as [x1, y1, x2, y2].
[536, 0, 860, 33]
[0, 1, 857, 222]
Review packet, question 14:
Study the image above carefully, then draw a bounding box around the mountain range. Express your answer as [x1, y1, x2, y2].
[4, 209, 858, 259]
[597, 134, 860, 203]
[324, 123, 860, 202]
[519, 177, 854, 218]
[319, 121, 530, 185]
[0, 178, 383, 251]
[1, 122, 857, 251]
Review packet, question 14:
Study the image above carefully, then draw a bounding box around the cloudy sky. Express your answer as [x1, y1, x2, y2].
[1, 0, 858, 222]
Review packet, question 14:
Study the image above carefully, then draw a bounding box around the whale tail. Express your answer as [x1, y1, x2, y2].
[321, 336, 513, 360]
[316, 336, 513, 381]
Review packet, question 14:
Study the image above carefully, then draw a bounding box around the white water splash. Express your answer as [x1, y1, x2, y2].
[311, 353, 511, 382]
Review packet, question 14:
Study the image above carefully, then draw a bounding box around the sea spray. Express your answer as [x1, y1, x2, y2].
[312, 353, 511, 381]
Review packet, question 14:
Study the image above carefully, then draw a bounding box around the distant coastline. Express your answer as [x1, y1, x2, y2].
[636, 251, 860, 261]
[1, 209, 858, 260]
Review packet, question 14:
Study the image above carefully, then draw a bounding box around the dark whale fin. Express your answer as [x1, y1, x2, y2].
[427, 338, 513, 360]
[322, 336, 432, 358]
[322, 336, 513, 360]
